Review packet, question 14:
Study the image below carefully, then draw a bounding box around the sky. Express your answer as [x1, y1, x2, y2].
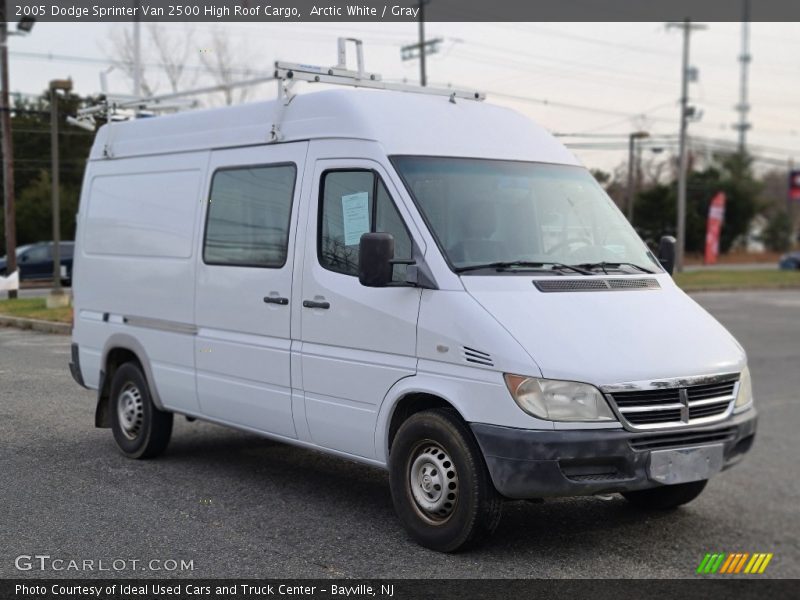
[6, 21, 799, 173]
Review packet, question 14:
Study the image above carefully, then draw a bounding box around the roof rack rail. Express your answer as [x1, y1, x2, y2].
[72, 37, 485, 134]
[274, 37, 484, 102]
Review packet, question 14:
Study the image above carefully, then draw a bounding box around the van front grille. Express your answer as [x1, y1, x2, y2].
[607, 377, 738, 430]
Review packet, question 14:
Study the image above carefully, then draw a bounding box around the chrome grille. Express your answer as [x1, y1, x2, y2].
[607, 377, 738, 430]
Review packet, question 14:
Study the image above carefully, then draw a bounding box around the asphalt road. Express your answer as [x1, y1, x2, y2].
[1, 290, 798, 579]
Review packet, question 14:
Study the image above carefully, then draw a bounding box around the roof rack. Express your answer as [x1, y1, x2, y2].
[275, 38, 483, 102]
[73, 37, 485, 136]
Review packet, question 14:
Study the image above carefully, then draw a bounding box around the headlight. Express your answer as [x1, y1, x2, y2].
[735, 365, 753, 411]
[504, 374, 616, 422]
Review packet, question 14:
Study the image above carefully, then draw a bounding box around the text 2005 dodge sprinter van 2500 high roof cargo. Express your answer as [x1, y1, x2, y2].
[69, 64, 756, 552]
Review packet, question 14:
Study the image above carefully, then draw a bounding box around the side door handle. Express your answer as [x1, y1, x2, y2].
[302, 300, 330, 310]
[263, 296, 289, 306]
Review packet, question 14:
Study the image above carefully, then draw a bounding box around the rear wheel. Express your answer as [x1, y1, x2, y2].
[622, 480, 708, 509]
[389, 408, 502, 552]
[109, 362, 172, 459]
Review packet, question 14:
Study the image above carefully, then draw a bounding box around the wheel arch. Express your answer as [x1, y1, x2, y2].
[95, 334, 164, 428]
[375, 377, 471, 464]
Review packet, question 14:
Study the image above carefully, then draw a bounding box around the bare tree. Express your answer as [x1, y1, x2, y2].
[148, 24, 198, 93]
[102, 25, 262, 107]
[102, 24, 198, 98]
[102, 25, 156, 97]
[199, 29, 256, 106]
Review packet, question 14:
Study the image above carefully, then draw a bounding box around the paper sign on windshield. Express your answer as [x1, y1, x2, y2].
[342, 192, 370, 246]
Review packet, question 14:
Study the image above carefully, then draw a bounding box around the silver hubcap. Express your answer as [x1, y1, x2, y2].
[409, 442, 459, 522]
[117, 383, 144, 440]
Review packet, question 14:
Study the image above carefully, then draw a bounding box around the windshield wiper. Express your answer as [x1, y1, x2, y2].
[454, 261, 593, 275]
[572, 261, 655, 274]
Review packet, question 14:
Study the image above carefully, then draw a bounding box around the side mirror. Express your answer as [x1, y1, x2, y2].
[359, 232, 394, 287]
[658, 235, 676, 275]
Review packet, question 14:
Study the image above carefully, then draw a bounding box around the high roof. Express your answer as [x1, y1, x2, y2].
[89, 89, 580, 166]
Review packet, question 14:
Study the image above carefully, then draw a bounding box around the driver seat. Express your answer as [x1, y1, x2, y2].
[448, 202, 509, 265]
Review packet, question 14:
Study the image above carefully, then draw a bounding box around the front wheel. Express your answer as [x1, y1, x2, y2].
[109, 362, 173, 459]
[622, 480, 708, 509]
[389, 408, 502, 552]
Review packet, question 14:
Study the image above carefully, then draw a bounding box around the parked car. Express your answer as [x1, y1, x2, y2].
[0, 241, 74, 285]
[778, 251, 800, 270]
[69, 84, 756, 552]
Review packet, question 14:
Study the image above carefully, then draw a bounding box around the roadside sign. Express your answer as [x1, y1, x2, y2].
[791, 170, 800, 202]
[704, 192, 726, 265]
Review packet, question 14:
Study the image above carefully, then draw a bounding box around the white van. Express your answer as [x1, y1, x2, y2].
[70, 81, 756, 552]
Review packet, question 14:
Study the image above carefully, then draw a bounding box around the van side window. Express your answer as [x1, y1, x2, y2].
[203, 164, 296, 267]
[319, 170, 412, 281]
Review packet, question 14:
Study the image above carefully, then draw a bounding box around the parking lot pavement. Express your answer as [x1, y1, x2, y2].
[1, 290, 798, 579]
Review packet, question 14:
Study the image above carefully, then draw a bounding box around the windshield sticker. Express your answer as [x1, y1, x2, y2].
[342, 192, 370, 246]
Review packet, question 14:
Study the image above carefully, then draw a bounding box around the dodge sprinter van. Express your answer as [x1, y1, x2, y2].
[70, 76, 756, 552]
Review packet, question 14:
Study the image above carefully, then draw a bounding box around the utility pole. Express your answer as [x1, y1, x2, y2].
[668, 19, 706, 272]
[626, 131, 649, 225]
[1, 10, 16, 298]
[734, 0, 752, 154]
[401, 1, 441, 87]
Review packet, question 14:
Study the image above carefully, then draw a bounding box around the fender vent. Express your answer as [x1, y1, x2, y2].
[462, 346, 493, 367]
[534, 278, 660, 292]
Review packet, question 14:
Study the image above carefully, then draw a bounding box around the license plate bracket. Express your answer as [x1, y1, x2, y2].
[647, 444, 725, 485]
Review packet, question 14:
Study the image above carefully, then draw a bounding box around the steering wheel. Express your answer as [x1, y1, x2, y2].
[545, 237, 593, 257]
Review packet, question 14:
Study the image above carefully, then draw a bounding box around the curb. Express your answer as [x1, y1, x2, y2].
[0, 315, 71, 335]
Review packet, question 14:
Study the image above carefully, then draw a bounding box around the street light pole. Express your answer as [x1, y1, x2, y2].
[48, 79, 72, 308]
[626, 131, 649, 225]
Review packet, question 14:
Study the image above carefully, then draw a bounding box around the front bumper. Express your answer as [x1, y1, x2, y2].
[471, 410, 757, 499]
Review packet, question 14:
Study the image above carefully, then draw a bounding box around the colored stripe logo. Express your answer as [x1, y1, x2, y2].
[697, 552, 773, 574]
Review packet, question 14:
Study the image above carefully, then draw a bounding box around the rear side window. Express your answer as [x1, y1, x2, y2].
[318, 170, 412, 281]
[204, 164, 296, 267]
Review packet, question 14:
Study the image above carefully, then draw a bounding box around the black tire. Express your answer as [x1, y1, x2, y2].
[389, 408, 502, 552]
[109, 362, 173, 459]
[622, 480, 708, 510]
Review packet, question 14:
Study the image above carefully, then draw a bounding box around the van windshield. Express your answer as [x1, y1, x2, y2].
[391, 157, 660, 275]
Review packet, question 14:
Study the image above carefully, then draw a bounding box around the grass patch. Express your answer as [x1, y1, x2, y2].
[0, 297, 72, 323]
[675, 269, 800, 292]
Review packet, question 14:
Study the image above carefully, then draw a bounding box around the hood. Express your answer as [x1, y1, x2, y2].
[462, 275, 745, 386]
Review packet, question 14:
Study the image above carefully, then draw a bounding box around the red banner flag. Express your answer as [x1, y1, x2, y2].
[790, 170, 800, 202]
[704, 192, 727, 265]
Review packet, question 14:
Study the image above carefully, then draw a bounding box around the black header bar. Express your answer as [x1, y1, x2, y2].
[5, 0, 800, 23]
